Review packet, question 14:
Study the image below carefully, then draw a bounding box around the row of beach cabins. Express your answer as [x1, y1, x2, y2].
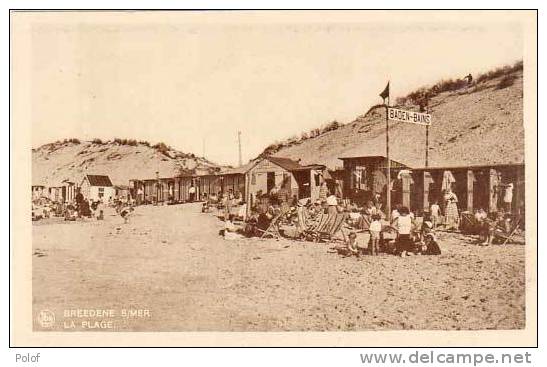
[128, 155, 525, 218]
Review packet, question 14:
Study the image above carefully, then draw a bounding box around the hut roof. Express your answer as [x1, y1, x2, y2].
[85, 174, 113, 187]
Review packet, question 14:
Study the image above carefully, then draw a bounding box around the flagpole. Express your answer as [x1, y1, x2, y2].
[385, 92, 391, 221]
[425, 123, 429, 167]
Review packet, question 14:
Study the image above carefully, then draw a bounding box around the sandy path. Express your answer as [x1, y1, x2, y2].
[32, 203, 525, 331]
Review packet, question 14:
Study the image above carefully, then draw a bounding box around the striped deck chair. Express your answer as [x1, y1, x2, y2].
[304, 212, 348, 242]
[296, 206, 311, 234]
[302, 212, 329, 239]
[317, 212, 349, 242]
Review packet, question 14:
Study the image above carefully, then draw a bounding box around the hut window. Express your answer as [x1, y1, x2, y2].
[355, 166, 367, 190]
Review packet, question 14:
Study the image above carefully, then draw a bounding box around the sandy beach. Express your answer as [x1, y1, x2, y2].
[32, 202, 525, 332]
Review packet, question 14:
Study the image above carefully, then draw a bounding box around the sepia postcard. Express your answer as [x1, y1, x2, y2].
[10, 10, 537, 347]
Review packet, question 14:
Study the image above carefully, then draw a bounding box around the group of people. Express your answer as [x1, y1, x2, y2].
[338, 205, 442, 258]
[472, 208, 517, 246]
[202, 189, 245, 218]
[59, 190, 134, 223]
[212, 178, 519, 251]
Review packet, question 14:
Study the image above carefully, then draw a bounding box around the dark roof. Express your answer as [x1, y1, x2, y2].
[396, 162, 525, 171]
[337, 155, 407, 168]
[296, 164, 326, 171]
[338, 155, 387, 160]
[86, 175, 113, 187]
[266, 156, 305, 171]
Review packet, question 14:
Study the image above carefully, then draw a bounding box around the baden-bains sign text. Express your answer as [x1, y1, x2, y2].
[388, 107, 432, 126]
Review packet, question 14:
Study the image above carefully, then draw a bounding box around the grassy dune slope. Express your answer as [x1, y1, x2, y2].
[32, 141, 222, 186]
[273, 70, 524, 169]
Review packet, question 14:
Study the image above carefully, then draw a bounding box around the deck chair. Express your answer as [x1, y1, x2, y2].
[497, 215, 524, 245]
[257, 209, 287, 239]
[305, 212, 349, 242]
[460, 211, 482, 234]
[302, 213, 329, 240]
[295, 206, 311, 234]
[317, 212, 349, 242]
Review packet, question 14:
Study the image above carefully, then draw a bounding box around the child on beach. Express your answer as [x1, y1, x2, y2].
[420, 233, 442, 255]
[480, 211, 503, 246]
[120, 205, 134, 224]
[394, 206, 414, 257]
[336, 232, 360, 258]
[369, 214, 382, 256]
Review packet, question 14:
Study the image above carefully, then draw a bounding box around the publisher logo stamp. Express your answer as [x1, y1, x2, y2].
[37, 310, 55, 328]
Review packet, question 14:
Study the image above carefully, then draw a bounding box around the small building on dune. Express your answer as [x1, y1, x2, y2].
[80, 174, 115, 202]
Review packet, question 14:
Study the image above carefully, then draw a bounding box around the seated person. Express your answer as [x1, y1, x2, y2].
[257, 212, 272, 230]
[64, 204, 78, 221]
[480, 211, 503, 246]
[335, 232, 360, 257]
[415, 219, 434, 243]
[419, 233, 442, 255]
[475, 208, 488, 222]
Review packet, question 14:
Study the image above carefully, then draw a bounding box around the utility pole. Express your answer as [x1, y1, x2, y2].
[202, 137, 205, 158]
[238, 131, 242, 167]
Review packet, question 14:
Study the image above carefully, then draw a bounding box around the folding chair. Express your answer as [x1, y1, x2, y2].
[258, 209, 287, 239]
[317, 212, 349, 242]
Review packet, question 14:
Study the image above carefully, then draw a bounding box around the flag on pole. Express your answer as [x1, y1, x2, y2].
[379, 82, 390, 102]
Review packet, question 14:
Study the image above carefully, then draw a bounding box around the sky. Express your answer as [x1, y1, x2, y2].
[26, 11, 523, 166]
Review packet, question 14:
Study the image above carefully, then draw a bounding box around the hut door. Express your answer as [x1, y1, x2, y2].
[267, 172, 275, 193]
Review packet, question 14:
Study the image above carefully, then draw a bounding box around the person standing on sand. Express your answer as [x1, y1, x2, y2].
[443, 188, 460, 230]
[224, 189, 234, 220]
[393, 206, 414, 257]
[502, 183, 514, 213]
[188, 185, 196, 202]
[75, 189, 84, 216]
[464, 73, 473, 85]
[369, 214, 382, 256]
[430, 201, 441, 229]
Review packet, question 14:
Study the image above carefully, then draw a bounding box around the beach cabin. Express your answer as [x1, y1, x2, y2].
[218, 161, 258, 199]
[31, 185, 45, 200]
[61, 179, 77, 203]
[389, 163, 526, 216]
[80, 174, 115, 202]
[131, 175, 196, 204]
[339, 155, 525, 216]
[245, 156, 326, 207]
[339, 155, 408, 206]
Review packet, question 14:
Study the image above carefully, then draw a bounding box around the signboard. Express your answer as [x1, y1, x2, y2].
[388, 107, 432, 126]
